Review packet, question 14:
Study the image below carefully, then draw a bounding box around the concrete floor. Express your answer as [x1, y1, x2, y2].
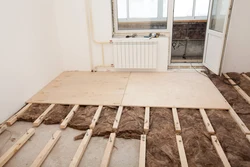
[0, 122, 139, 167]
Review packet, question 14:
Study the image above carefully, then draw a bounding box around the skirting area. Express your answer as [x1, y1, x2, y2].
[27, 71, 229, 109]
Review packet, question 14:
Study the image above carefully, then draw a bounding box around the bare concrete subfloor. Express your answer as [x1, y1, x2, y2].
[0, 122, 139, 167]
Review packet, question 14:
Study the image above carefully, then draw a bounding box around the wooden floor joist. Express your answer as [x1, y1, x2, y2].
[6, 103, 32, 126]
[228, 108, 250, 135]
[176, 135, 188, 167]
[89, 105, 103, 129]
[139, 135, 146, 167]
[100, 133, 116, 167]
[144, 107, 150, 134]
[0, 124, 7, 134]
[223, 73, 250, 104]
[246, 135, 250, 143]
[112, 106, 123, 131]
[30, 130, 61, 167]
[69, 129, 93, 167]
[0, 128, 35, 166]
[242, 73, 250, 82]
[60, 105, 80, 129]
[211, 135, 231, 167]
[33, 104, 55, 127]
[172, 108, 181, 133]
[199, 109, 215, 134]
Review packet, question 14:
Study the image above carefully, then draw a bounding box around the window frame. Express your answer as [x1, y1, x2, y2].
[113, 0, 173, 34]
[174, 0, 209, 20]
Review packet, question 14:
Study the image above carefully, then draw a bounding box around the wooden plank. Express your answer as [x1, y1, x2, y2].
[100, 133, 116, 167]
[0, 128, 35, 166]
[228, 107, 250, 135]
[139, 135, 146, 167]
[30, 130, 61, 167]
[60, 105, 80, 129]
[246, 135, 250, 143]
[242, 73, 250, 82]
[211, 135, 231, 167]
[172, 108, 181, 133]
[199, 109, 215, 134]
[0, 124, 7, 134]
[33, 104, 55, 127]
[89, 105, 103, 129]
[6, 103, 32, 126]
[69, 129, 93, 167]
[223, 73, 250, 104]
[112, 106, 123, 131]
[176, 135, 188, 167]
[144, 107, 150, 134]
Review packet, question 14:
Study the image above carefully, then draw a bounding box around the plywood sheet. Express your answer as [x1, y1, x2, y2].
[122, 72, 229, 109]
[28, 72, 130, 106]
[28, 71, 229, 109]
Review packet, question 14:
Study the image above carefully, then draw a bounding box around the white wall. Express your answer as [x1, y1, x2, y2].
[55, 0, 170, 72]
[54, 0, 91, 71]
[0, 0, 63, 123]
[221, 0, 250, 73]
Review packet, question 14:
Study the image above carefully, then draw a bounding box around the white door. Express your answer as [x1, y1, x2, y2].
[203, 0, 232, 74]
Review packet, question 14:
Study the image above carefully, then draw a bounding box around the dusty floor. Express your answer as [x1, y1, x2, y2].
[0, 122, 139, 167]
[209, 74, 250, 129]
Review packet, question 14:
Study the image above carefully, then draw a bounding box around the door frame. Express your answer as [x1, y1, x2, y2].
[203, 0, 233, 74]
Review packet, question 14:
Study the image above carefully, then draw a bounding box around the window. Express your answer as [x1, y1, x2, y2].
[174, 0, 210, 20]
[115, 0, 169, 31]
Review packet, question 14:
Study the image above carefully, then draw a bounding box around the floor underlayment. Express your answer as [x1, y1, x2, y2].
[28, 71, 229, 109]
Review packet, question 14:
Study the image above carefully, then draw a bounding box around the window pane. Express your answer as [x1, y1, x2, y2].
[163, 0, 168, 17]
[209, 0, 230, 32]
[195, 0, 209, 16]
[117, 0, 127, 19]
[129, 0, 158, 18]
[174, 0, 193, 17]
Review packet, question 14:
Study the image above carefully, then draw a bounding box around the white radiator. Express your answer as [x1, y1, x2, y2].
[113, 40, 158, 69]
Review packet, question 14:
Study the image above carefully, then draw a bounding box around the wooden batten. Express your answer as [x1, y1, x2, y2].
[89, 105, 103, 129]
[139, 135, 146, 167]
[144, 107, 150, 134]
[33, 104, 55, 127]
[60, 105, 80, 129]
[6, 103, 32, 126]
[30, 130, 61, 167]
[112, 106, 123, 131]
[176, 135, 188, 167]
[199, 109, 215, 134]
[0, 124, 7, 134]
[211, 135, 231, 167]
[0, 128, 35, 166]
[242, 73, 250, 82]
[228, 108, 250, 135]
[100, 133, 116, 167]
[246, 135, 250, 143]
[69, 129, 93, 167]
[223, 73, 250, 104]
[172, 108, 181, 133]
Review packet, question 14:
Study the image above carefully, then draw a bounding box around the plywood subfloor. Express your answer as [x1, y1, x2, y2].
[28, 71, 229, 109]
